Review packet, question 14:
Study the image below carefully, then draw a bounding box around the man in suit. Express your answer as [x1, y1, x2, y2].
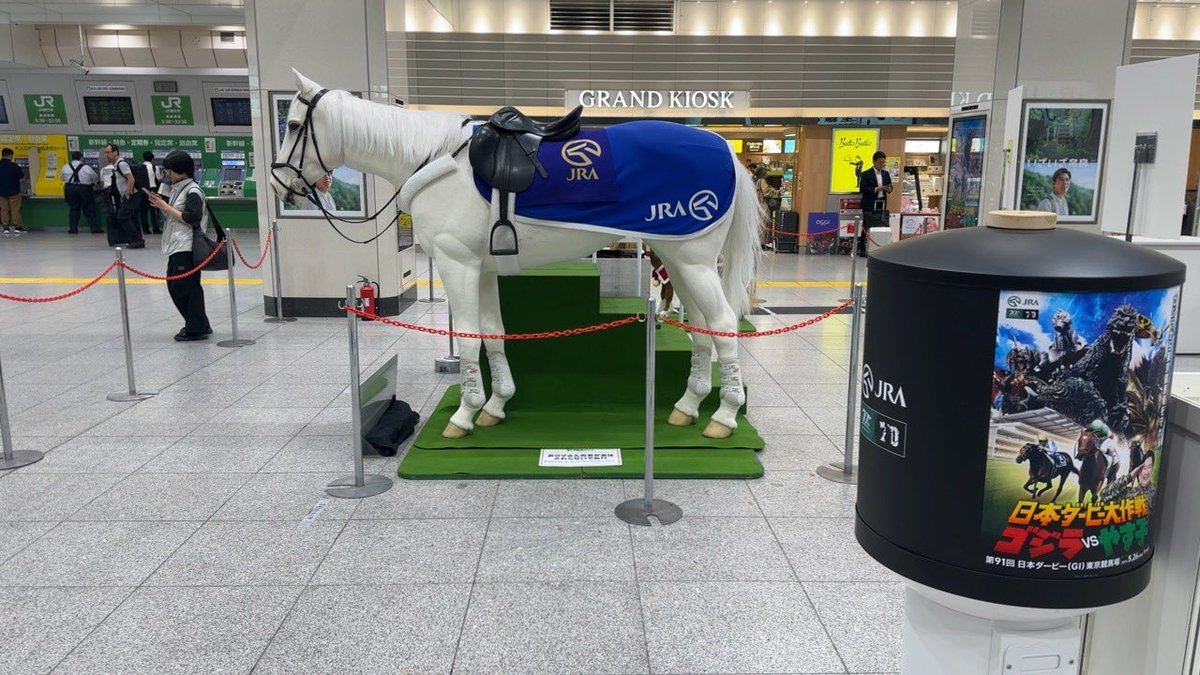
[857, 151, 892, 254]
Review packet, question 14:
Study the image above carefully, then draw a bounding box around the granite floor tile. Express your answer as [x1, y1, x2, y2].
[54, 585, 301, 675]
[0, 521, 198, 586]
[137, 436, 290, 473]
[0, 521, 56, 564]
[492, 479, 626, 518]
[772, 517, 896, 582]
[622, 479, 761, 517]
[312, 519, 488, 585]
[351, 477, 497, 520]
[20, 436, 179, 474]
[211, 473, 357, 522]
[70, 473, 251, 521]
[0, 586, 132, 675]
[147, 520, 342, 586]
[745, 406, 822, 435]
[640, 581, 844, 673]
[630, 516, 794, 582]
[477, 517, 634, 582]
[189, 406, 324, 436]
[454, 582, 648, 674]
[261, 435, 390, 473]
[0, 473, 126, 521]
[756, 434, 844, 471]
[805, 581, 905, 674]
[254, 584, 470, 674]
[236, 383, 347, 408]
[749, 470, 857, 518]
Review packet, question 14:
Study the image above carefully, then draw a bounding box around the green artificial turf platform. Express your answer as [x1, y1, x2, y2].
[396, 261, 765, 480]
[398, 386, 764, 479]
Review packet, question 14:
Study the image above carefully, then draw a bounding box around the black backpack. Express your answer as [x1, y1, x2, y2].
[129, 161, 151, 191]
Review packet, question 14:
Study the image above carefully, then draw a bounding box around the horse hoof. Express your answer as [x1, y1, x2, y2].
[702, 420, 734, 439]
[667, 409, 695, 427]
[476, 411, 503, 427]
[442, 422, 471, 439]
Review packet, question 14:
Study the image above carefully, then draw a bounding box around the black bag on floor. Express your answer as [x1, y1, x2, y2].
[364, 397, 420, 456]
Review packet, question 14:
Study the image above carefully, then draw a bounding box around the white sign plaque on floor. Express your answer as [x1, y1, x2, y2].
[538, 448, 622, 467]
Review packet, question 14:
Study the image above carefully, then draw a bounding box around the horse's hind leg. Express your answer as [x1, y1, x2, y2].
[663, 276, 712, 427]
[671, 263, 744, 439]
[433, 251, 484, 439]
[475, 272, 515, 427]
[1051, 473, 1067, 501]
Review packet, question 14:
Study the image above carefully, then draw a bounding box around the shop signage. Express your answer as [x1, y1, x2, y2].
[829, 128, 880, 194]
[565, 90, 749, 111]
[744, 140, 763, 153]
[151, 95, 194, 125]
[24, 95, 67, 125]
[820, 115, 912, 124]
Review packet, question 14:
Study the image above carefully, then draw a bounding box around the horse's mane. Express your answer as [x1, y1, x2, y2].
[332, 92, 469, 170]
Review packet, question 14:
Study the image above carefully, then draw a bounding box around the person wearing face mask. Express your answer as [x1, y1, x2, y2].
[144, 150, 212, 341]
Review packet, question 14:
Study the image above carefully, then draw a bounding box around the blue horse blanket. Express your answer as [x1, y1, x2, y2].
[472, 120, 735, 239]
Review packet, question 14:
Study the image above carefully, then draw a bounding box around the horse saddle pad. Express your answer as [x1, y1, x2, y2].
[472, 120, 735, 239]
[1050, 451, 1071, 471]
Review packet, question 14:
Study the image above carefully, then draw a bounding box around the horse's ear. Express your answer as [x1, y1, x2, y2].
[292, 69, 322, 96]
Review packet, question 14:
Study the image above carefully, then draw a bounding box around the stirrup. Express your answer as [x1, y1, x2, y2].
[490, 219, 519, 256]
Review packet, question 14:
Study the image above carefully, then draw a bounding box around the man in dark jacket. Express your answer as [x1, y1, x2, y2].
[857, 151, 892, 254]
[0, 148, 25, 235]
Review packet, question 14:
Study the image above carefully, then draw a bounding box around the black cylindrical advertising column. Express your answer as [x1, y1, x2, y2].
[855, 211, 1186, 609]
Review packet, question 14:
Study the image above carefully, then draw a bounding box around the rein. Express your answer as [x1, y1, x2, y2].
[269, 88, 404, 245]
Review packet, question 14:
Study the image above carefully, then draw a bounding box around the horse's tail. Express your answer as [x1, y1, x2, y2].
[720, 150, 763, 318]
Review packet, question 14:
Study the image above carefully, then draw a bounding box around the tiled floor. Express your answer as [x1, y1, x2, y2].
[11, 231, 1194, 674]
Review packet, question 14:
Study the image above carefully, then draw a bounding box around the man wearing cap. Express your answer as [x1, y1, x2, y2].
[1085, 420, 1121, 478]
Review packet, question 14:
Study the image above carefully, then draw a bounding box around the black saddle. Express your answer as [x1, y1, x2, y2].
[468, 105, 583, 256]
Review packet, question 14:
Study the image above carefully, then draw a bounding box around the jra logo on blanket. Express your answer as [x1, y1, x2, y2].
[646, 189, 720, 223]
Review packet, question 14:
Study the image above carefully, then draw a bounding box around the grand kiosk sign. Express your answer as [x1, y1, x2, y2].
[566, 90, 749, 111]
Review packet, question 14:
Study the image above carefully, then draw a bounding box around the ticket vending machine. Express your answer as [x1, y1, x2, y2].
[13, 158, 31, 196]
[218, 158, 246, 198]
[189, 151, 213, 196]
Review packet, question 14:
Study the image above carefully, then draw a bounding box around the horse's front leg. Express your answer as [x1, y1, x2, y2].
[675, 265, 744, 439]
[475, 272, 515, 427]
[664, 280, 712, 427]
[433, 249, 484, 439]
[1051, 473, 1067, 502]
[1023, 478, 1037, 497]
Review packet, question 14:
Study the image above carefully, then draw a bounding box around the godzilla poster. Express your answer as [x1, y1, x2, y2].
[983, 286, 1180, 578]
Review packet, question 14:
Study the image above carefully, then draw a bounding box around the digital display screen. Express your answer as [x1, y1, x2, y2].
[210, 97, 251, 126]
[762, 139, 782, 153]
[0, 96, 8, 125]
[221, 167, 244, 182]
[83, 96, 135, 125]
[783, 138, 796, 153]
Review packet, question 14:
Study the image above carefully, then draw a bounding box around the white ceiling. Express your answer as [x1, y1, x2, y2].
[0, 0, 246, 27]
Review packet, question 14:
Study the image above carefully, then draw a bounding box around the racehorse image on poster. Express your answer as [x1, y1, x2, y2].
[983, 287, 1180, 578]
[268, 72, 761, 440]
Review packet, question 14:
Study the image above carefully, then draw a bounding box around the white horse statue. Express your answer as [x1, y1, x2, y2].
[269, 71, 761, 439]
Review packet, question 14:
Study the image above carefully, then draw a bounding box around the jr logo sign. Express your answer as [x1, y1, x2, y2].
[151, 95, 193, 125]
[24, 94, 66, 124]
[159, 96, 183, 110]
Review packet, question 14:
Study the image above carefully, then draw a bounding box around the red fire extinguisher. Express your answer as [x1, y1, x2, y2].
[357, 275, 380, 320]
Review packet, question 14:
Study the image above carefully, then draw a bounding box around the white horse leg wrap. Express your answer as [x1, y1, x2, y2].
[482, 351, 515, 419]
[450, 361, 486, 430]
[711, 359, 745, 429]
[674, 345, 713, 417]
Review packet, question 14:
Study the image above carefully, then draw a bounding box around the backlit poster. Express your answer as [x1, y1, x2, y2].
[945, 114, 987, 228]
[1017, 102, 1108, 224]
[830, 128, 879, 194]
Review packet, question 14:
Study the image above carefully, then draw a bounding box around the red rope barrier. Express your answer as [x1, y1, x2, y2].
[344, 305, 641, 340]
[662, 300, 853, 338]
[760, 223, 854, 238]
[232, 230, 271, 270]
[0, 261, 119, 304]
[119, 239, 226, 281]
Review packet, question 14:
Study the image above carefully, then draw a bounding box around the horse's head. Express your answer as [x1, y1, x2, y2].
[1016, 443, 1037, 463]
[269, 70, 344, 208]
[1075, 431, 1095, 460]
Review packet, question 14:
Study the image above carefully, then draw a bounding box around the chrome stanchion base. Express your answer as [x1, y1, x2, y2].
[615, 498, 683, 526]
[0, 450, 45, 470]
[106, 389, 157, 402]
[418, 295, 446, 304]
[326, 474, 393, 499]
[264, 316, 298, 324]
[816, 462, 859, 485]
[434, 354, 460, 374]
[217, 338, 256, 348]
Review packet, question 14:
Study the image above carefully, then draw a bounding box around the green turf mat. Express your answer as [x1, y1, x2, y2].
[398, 447, 763, 480]
[398, 386, 764, 479]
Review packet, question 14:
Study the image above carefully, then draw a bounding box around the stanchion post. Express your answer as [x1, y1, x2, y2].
[615, 295, 683, 526]
[106, 247, 157, 402]
[817, 281, 863, 484]
[419, 254, 445, 304]
[0, 352, 43, 470]
[264, 220, 297, 323]
[218, 233, 255, 348]
[435, 310, 460, 373]
[327, 285, 392, 499]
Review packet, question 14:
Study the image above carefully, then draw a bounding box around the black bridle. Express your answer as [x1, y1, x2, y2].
[269, 88, 403, 244]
